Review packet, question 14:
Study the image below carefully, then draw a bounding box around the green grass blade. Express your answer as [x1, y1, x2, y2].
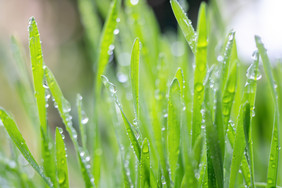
[138, 138, 150, 188]
[130, 38, 141, 134]
[170, 0, 197, 54]
[192, 2, 208, 146]
[255, 36, 280, 187]
[229, 102, 250, 188]
[167, 78, 181, 183]
[101, 75, 141, 160]
[77, 94, 88, 149]
[55, 128, 69, 188]
[95, 0, 121, 94]
[45, 67, 95, 188]
[28, 17, 46, 133]
[0, 108, 53, 187]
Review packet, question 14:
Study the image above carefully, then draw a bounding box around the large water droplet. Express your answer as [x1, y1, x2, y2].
[195, 83, 204, 92]
[130, 0, 139, 5]
[81, 111, 89, 124]
[117, 72, 128, 83]
[58, 171, 66, 184]
[113, 29, 119, 35]
[246, 63, 262, 81]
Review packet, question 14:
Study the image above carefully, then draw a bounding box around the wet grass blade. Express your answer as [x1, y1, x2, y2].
[255, 36, 280, 187]
[229, 102, 250, 188]
[101, 75, 141, 160]
[55, 128, 69, 188]
[45, 67, 95, 188]
[130, 38, 141, 134]
[192, 3, 208, 146]
[167, 78, 181, 183]
[95, 0, 121, 94]
[138, 138, 150, 188]
[170, 0, 197, 53]
[0, 108, 53, 188]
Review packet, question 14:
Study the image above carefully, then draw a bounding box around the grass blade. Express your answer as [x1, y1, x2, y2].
[192, 2, 208, 146]
[170, 0, 197, 53]
[0, 108, 53, 187]
[167, 78, 181, 184]
[101, 75, 141, 160]
[45, 67, 95, 187]
[55, 128, 69, 188]
[77, 94, 88, 149]
[138, 138, 150, 188]
[255, 35, 280, 187]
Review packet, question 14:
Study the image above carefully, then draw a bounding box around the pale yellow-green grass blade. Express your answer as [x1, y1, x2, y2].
[255, 36, 280, 187]
[55, 128, 69, 188]
[138, 138, 150, 188]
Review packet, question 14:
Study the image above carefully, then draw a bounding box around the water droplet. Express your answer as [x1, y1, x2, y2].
[195, 83, 204, 92]
[161, 127, 165, 131]
[85, 156, 91, 162]
[267, 178, 273, 184]
[246, 63, 262, 81]
[0, 119, 3, 127]
[116, 18, 120, 22]
[81, 111, 89, 124]
[58, 128, 63, 134]
[228, 33, 234, 41]
[182, 106, 186, 111]
[80, 152, 85, 157]
[113, 29, 119, 35]
[142, 144, 149, 153]
[62, 99, 71, 113]
[163, 113, 168, 118]
[130, 0, 139, 5]
[58, 171, 66, 184]
[217, 55, 223, 62]
[251, 50, 258, 61]
[117, 72, 128, 83]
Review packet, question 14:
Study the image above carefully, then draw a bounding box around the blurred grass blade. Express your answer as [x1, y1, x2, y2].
[130, 38, 141, 134]
[95, 0, 121, 94]
[203, 67, 223, 188]
[167, 78, 181, 183]
[45, 67, 95, 188]
[192, 3, 208, 146]
[138, 138, 150, 188]
[0, 108, 53, 188]
[255, 36, 280, 187]
[55, 128, 69, 188]
[101, 75, 141, 160]
[229, 102, 250, 188]
[77, 94, 87, 149]
[170, 0, 197, 53]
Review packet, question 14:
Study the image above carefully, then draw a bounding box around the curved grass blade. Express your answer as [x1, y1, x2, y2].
[55, 128, 69, 188]
[170, 0, 197, 54]
[229, 102, 250, 188]
[45, 67, 95, 188]
[167, 78, 181, 183]
[77, 94, 87, 149]
[0, 108, 53, 188]
[95, 0, 121, 95]
[138, 138, 150, 188]
[255, 36, 280, 187]
[101, 75, 141, 160]
[192, 3, 208, 146]
[130, 38, 141, 136]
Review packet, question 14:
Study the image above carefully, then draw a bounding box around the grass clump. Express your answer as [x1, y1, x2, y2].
[0, 0, 281, 187]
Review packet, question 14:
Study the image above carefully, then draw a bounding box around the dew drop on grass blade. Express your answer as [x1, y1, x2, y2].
[28, 17, 57, 186]
[55, 128, 69, 188]
[138, 138, 150, 188]
[0, 108, 54, 188]
[77, 94, 87, 149]
[203, 67, 223, 188]
[229, 102, 250, 188]
[167, 78, 181, 184]
[130, 38, 141, 136]
[101, 75, 141, 160]
[255, 35, 280, 188]
[170, 0, 197, 54]
[192, 2, 208, 146]
[45, 67, 95, 188]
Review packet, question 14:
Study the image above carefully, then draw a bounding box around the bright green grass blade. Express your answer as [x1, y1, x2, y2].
[167, 78, 181, 183]
[77, 0, 101, 62]
[229, 102, 250, 188]
[175, 68, 184, 98]
[28, 17, 56, 186]
[255, 36, 280, 187]
[101, 75, 141, 160]
[138, 138, 150, 188]
[95, 0, 121, 95]
[77, 94, 87, 149]
[203, 67, 223, 188]
[130, 38, 141, 134]
[170, 0, 197, 54]
[45, 67, 95, 188]
[192, 3, 208, 146]
[55, 128, 69, 188]
[28, 17, 46, 133]
[0, 108, 53, 187]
